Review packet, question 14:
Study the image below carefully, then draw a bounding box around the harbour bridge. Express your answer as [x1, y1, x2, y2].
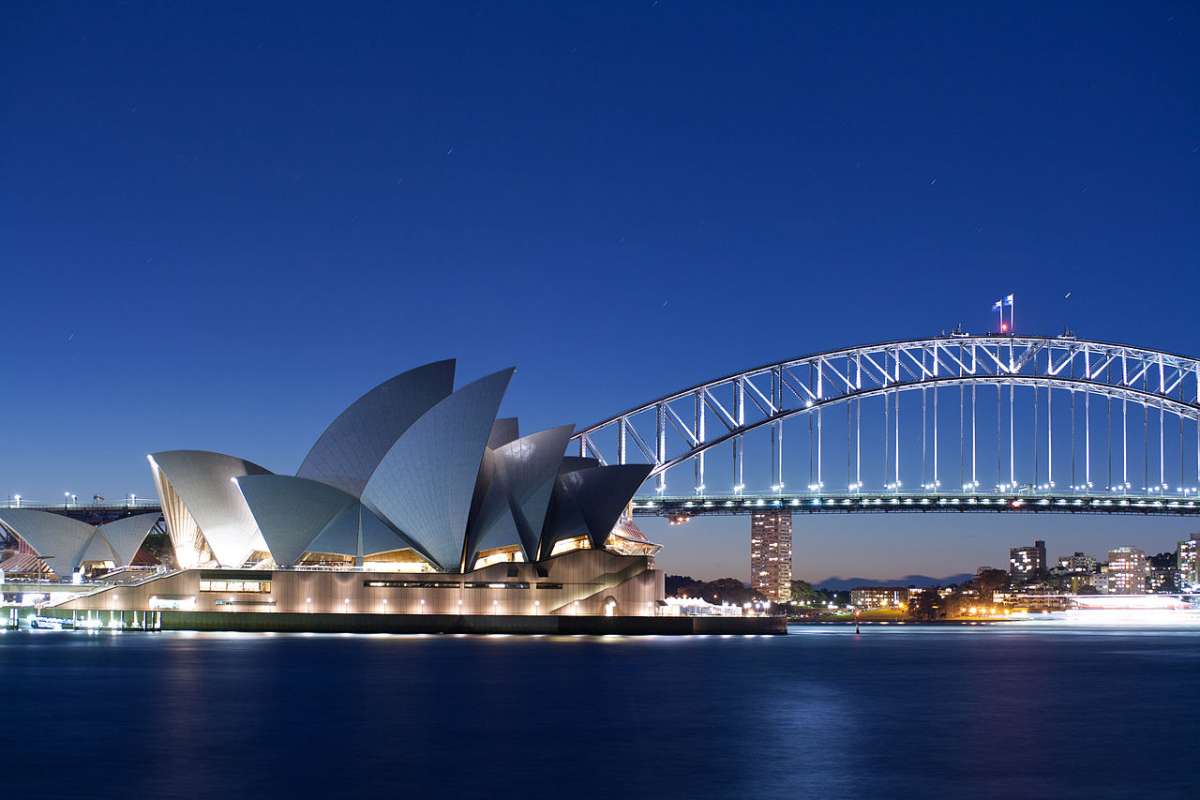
[570, 334, 1200, 519]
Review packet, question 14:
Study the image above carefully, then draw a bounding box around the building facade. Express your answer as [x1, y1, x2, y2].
[1106, 546, 1150, 594]
[1009, 540, 1047, 582]
[1056, 552, 1097, 574]
[1178, 534, 1200, 589]
[51, 548, 663, 618]
[850, 587, 909, 609]
[1146, 551, 1179, 593]
[750, 511, 792, 602]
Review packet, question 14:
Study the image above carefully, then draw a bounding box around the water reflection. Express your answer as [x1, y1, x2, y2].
[1, 626, 1197, 798]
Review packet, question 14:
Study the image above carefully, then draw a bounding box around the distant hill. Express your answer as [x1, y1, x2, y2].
[814, 574, 973, 590]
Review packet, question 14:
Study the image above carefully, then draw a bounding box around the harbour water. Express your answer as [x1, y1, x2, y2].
[2, 624, 1197, 799]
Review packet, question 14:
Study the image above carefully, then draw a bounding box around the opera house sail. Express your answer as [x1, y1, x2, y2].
[134, 360, 657, 578]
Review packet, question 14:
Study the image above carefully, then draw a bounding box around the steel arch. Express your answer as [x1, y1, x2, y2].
[571, 335, 1200, 496]
[646, 376, 1199, 480]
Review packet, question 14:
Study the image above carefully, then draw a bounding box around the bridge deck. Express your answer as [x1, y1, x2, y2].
[633, 493, 1200, 517]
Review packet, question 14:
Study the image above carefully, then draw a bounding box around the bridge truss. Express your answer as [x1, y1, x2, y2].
[571, 335, 1200, 516]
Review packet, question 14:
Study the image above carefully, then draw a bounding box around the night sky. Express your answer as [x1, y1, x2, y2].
[2, 3, 1198, 580]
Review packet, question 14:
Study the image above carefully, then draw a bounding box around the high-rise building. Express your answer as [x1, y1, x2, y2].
[1178, 534, 1200, 588]
[1009, 540, 1047, 582]
[750, 511, 792, 602]
[1106, 546, 1150, 594]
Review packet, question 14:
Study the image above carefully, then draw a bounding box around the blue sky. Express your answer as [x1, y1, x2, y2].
[2, 2, 1197, 579]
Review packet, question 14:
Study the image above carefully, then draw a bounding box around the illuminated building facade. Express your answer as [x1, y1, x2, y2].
[850, 586, 909, 609]
[1149, 563, 1179, 593]
[1009, 540, 1047, 583]
[50, 547, 664, 619]
[750, 511, 792, 602]
[1178, 534, 1200, 588]
[1056, 552, 1096, 574]
[1106, 546, 1150, 594]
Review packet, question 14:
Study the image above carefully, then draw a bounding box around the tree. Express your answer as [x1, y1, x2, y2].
[703, 578, 759, 606]
[665, 575, 763, 605]
[789, 580, 824, 605]
[971, 568, 1010, 603]
[665, 575, 705, 598]
[908, 588, 945, 621]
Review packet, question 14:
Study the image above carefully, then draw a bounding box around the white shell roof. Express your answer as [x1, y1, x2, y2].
[297, 360, 455, 498]
[465, 424, 574, 565]
[0, 510, 96, 575]
[236, 475, 359, 567]
[149, 450, 272, 568]
[362, 368, 514, 571]
[98, 513, 162, 565]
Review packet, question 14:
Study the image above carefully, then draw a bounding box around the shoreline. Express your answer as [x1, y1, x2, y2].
[34, 607, 788, 636]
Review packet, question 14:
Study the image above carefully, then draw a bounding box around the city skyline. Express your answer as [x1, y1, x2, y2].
[659, 512, 1200, 583]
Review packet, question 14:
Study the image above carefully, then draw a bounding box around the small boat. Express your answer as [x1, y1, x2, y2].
[29, 616, 75, 630]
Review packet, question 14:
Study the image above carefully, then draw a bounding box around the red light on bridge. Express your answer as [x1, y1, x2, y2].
[1000, 322, 1009, 333]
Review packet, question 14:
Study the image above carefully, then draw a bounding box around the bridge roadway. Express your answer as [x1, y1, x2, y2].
[0, 501, 161, 525]
[632, 492, 1200, 517]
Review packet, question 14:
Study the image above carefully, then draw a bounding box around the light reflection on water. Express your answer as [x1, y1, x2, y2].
[1, 625, 1197, 799]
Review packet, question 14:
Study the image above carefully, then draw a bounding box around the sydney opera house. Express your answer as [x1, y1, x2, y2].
[1, 360, 745, 633]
